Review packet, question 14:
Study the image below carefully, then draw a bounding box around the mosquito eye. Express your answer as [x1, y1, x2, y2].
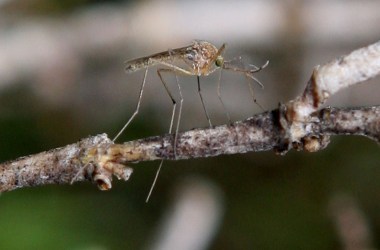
[215, 56, 224, 67]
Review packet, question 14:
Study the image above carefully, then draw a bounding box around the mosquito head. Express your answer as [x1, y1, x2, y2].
[215, 55, 224, 68]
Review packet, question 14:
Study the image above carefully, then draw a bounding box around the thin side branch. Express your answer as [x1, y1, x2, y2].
[1, 40, 380, 192]
[287, 40, 380, 120]
[283, 40, 380, 152]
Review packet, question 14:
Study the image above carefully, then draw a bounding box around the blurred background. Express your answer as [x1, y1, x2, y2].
[1, 0, 380, 249]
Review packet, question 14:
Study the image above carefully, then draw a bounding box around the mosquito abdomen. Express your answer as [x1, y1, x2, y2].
[125, 58, 153, 73]
[125, 52, 174, 73]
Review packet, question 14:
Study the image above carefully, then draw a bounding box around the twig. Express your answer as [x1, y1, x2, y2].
[0, 134, 132, 192]
[1, 40, 380, 193]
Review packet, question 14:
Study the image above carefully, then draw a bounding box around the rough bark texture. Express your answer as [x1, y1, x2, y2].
[0, 134, 132, 192]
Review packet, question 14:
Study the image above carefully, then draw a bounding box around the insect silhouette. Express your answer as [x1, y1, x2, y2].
[113, 40, 268, 202]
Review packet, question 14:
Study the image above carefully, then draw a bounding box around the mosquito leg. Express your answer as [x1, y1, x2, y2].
[166, 49, 183, 161]
[249, 60, 270, 75]
[144, 58, 193, 202]
[174, 92, 183, 157]
[217, 68, 232, 124]
[197, 75, 212, 127]
[223, 57, 267, 112]
[157, 68, 178, 134]
[169, 61, 183, 161]
[146, 159, 164, 202]
[246, 77, 265, 112]
[146, 67, 179, 202]
[113, 67, 149, 142]
[246, 61, 268, 111]
[157, 69, 176, 134]
[156, 53, 183, 161]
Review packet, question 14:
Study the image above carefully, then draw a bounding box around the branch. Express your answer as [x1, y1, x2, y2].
[0, 134, 133, 192]
[1, 40, 380, 193]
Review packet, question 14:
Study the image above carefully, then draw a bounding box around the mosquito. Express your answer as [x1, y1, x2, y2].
[113, 40, 268, 202]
